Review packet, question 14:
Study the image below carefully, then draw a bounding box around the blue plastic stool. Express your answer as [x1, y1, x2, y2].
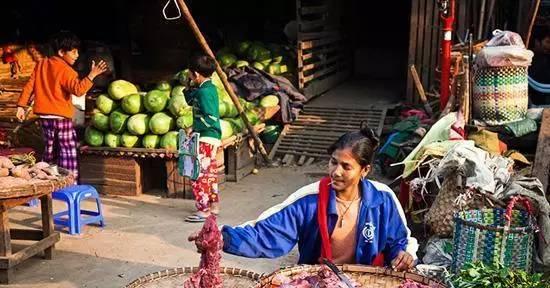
[52, 185, 105, 235]
[27, 198, 40, 207]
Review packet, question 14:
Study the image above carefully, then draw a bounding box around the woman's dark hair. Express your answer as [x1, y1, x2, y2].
[49, 31, 81, 53]
[189, 54, 216, 77]
[328, 122, 380, 167]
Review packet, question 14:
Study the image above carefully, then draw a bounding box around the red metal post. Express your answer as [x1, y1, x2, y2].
[439, 0, 455, 110]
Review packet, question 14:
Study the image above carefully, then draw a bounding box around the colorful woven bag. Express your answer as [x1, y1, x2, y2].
[472, 66, 528, 125]
[451, 196, 536, 273]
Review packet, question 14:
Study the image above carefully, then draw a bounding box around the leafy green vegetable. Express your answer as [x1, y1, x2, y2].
[451, 262, 546, 288]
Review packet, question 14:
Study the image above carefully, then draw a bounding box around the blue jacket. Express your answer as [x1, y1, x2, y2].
[221, 179, 418, 265]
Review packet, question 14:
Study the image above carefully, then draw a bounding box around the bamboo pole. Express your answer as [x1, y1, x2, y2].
[525, 0, 541, 48]
[174, 0, 270, 163]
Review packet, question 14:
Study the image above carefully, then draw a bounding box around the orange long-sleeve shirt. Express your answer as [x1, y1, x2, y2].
[17, 56, 93, 119]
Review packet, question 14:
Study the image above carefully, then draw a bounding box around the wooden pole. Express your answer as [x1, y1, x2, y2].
[525, 0, 541, 48]
[174, 0, 271, 163]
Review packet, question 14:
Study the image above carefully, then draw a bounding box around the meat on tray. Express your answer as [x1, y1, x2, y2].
[184, 215, 223, 288]
[271, 266, 361, 288]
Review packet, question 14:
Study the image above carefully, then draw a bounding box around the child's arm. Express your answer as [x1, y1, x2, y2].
[17, 68, 36, 108]
[61, 60, 108, 97]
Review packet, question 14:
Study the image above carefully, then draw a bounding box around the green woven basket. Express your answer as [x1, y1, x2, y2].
[451, 197, 536, 273]
[472, 66, 528, 125]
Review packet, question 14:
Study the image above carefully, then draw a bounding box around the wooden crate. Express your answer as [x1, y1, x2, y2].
[226, 137, 256, 182]
[79, 154, 146, 196]
[165, 146, 225, 199]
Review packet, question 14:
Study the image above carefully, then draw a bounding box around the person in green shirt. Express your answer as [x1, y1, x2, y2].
[184, 55, 222, 222]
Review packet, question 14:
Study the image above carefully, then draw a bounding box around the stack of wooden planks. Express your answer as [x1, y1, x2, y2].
[272, 105, 387, 165]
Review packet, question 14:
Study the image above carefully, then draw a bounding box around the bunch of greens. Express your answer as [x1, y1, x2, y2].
[450, 262, 547, 288]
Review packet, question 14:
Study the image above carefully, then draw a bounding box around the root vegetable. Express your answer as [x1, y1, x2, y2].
[11, 165, 31, 180]
[33, 162, 50, 170]
[0, 157, 14, 169]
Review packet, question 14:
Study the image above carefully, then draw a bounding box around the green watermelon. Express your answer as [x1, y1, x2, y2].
[176, 114, 194, 129]
[121, 93, 144, 114]
[142, 134, 161, 149]
[260, 95, 279, 107]
[144, 90, 169, 113]
[108, 80, 138, 100]
[160, 131, 179, 150]
[127, 114, 150, 135]
[91, 112, 110, 131]
[95, 94, 118, 114]
[121, 133, 140, 148]
[109, 110, 130, 134]
[220, 119, 234, 140]
[104, 133, 121, 148]
[149, 112, 175, 135]
[85, 127, 104, 147]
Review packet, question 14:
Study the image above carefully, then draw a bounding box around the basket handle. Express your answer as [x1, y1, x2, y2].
[504, 195, 533, 227]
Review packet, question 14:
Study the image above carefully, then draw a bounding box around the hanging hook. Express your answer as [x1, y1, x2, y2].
[162, 0, 182, 21]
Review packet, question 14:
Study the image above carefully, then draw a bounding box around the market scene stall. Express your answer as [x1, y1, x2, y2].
[0, 0, 549, 287]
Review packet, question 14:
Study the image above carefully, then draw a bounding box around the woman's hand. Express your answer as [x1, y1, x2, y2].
[188, 231, 203, 253]
[391, 251, 415, 271]
[188, 231, 224, 253]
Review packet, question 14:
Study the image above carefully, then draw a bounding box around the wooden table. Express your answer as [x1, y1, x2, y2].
[0, 193, 59, 284]
[0, 173, 72, 284]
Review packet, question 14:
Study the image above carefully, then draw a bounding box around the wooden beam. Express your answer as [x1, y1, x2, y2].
[175, 0, 270, 163]
[533, 109, 550, 195]
[0, 233, 60, 269]
[407, 0, 420, 103]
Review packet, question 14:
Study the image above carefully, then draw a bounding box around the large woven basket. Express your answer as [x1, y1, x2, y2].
[472, 66, 528, 125]
[125, 267, 261, 288]
[0, 167, 74, 199]
[451, 196, 536, 273]
[257, 265, 447, 288]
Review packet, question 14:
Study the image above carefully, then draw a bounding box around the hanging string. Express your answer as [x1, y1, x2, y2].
[162, 0, 182, 20]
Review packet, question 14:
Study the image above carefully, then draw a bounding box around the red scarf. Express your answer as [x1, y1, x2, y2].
[317, 177, 385, 266]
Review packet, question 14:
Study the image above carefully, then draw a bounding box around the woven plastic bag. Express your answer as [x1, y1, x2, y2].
[425, 176, 486, 237]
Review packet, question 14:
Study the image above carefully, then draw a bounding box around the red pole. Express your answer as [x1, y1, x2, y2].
[439, 0, 455, 111]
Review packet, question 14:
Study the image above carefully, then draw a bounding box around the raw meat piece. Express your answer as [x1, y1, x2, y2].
[274, 266, 361, 288]
[184, 215, 223, 288]
[397, 279, 432, 288]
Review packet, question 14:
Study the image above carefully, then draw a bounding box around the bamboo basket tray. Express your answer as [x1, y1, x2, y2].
[0, 168, 74, 200]
[125, 267, 261, 288]
[257, 265, 448, 288]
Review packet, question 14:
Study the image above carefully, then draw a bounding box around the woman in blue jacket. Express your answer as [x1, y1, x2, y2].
[190, 125, 418, 271]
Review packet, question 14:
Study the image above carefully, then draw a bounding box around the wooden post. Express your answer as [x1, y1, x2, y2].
[525, 0, 541, 48]
[0, 211, 13, 283]
[174, 0, 271, 163]
[40, 194, 54, 260]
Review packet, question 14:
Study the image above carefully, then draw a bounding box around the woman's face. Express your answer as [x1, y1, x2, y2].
[328, 148, 369, 192]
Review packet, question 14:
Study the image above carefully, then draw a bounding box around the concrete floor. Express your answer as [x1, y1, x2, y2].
[6, 165, 327, 288]
[308, 79, 403, 108]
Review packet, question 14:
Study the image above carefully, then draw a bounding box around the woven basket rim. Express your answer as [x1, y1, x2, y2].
[125, 267, 262, 288]
[0, 167, 74, 199]
[454, 208, 534, 234]
[258, 264, 447, 287]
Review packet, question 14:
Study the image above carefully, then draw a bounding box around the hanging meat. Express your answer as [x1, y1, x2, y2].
[184, 215, 223, 288]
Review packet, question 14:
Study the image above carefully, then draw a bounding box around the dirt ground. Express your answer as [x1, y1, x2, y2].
[6, 165, 331, 288]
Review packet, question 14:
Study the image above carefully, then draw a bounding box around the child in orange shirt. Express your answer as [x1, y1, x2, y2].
[16, 31, 108, 180]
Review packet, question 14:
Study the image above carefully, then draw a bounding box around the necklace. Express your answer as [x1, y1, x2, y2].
[336, 194, 360, 228]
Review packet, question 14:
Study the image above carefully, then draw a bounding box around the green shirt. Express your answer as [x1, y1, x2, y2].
[184, 80, 222, 140]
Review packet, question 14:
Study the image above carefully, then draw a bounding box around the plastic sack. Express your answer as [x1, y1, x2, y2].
[486, 29, 526, 47]
[475, 46, 534, 67]
[503, 118, 538, 137]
